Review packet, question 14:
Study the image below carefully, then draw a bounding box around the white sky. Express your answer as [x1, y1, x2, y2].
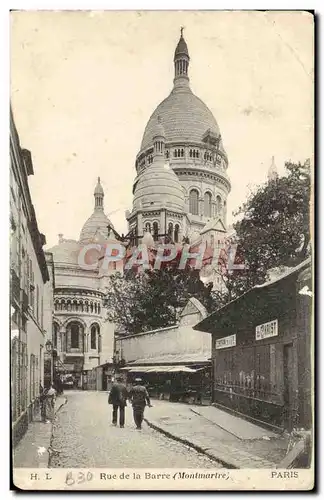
[10, 10, 314, 249]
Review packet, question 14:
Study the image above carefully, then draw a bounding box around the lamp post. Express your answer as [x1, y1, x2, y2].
[45, 339, 57, 386]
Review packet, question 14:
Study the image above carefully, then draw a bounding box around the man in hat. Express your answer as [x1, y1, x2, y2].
[108, 375, 128, 428]
[129, 378, 152, 430]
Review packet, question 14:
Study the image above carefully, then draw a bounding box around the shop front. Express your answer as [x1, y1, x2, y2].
[195, 258, 312, 431]
[122, 363, 211, 404]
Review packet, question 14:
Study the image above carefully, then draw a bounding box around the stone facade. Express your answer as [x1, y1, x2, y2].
[10, 107, 50, 445]
[48, 180, 116, 388]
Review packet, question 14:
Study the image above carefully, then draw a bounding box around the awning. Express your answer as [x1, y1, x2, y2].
[120, 365, 197, 374]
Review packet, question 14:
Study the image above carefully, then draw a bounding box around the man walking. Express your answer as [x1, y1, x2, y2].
[108, 376, 128, 428]
[129, 378, 152, 430]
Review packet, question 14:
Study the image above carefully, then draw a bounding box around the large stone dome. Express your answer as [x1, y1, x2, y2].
[140, 86, 222, 152]
[133, 162, 185, 212]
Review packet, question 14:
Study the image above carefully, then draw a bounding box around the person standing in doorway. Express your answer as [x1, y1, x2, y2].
[108, 376, 128, 428]
[129, 378, 152, 430]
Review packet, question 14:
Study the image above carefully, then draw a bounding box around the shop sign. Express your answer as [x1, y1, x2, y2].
[215, 334, 236, 350]
[255, 319, 278, 340]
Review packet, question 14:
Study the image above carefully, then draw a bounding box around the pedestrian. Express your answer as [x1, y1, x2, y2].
[129, 378, 152, 430]
[45, 383, 57, 423]
[108, 376, 128, 428]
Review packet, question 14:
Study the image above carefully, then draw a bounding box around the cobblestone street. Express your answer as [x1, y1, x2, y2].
[50, 391, 222, 468]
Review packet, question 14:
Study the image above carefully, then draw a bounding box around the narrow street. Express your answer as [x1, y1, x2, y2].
[50, 391, 222, 468]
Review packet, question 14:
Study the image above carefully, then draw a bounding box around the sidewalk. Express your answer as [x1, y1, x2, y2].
[13, 395, 67, 468]
[144, 401, 289, 469]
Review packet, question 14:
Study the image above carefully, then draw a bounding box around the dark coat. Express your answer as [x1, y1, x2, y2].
[129, 385, 151, 409]
[108, 382, 128, 407]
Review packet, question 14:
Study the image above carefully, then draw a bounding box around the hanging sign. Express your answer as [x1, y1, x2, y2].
[255, 319, 278, 340]
[215, 334, 236, 350]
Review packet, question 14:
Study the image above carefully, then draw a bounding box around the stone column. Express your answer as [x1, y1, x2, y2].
[59, 327, 66, 362]
[199, 198, 204, 217]
[84, 327, 90, 366]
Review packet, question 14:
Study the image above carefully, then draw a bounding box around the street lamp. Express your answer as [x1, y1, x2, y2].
[45, 339, 57, 385]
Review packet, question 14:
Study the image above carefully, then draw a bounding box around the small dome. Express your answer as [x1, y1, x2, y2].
[133, 162, 185, 213]
[80, 211, 114, 244]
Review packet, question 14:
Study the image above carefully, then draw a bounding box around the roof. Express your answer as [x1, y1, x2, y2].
[200, 217, 227, 235]
[194, 257, 312, 332]
[121, 365, 200, 373]
[79, 210, 114, 244]
[140, 87, 224, 153]
[174, 33, 189, 59]
[125, 353, 211, 365]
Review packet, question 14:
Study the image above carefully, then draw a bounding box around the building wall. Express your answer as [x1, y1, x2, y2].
[210, 268, 312, 431]
[10, 109, 50, 445]
[120, 323, 211, 364]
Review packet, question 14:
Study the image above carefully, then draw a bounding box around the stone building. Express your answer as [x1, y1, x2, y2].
[48, 178, 117, 388]
[127, 30, 231, 251]
[10, 108, 51, 445]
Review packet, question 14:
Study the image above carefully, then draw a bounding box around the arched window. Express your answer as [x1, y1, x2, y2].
[168, 222, 173, 239]
[174, 224, 180, 243]
[166, 150, 169, 159]
[53, 323, 59, 348]
[210, 234, 215, 248]
[189, 149, 192, 158]
[181, 149, 184, 157]
[90, 302, 93, 314]
[204, 192, 212, 217]
[91, 325, 97, 350]
[189, 189, 199, 215]
[216, 195, 222, 215]
[153, 222, 159, 241]
[145, 222, 151, 233]
[70, 323, 80, 348]
[174, 150, 177, 158]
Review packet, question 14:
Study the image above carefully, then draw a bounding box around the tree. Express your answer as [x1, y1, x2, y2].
[223, 160, 311, 298]
[105, 266, 220, 335]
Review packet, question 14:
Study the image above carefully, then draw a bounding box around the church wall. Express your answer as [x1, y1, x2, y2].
[99, 318, 115, 365]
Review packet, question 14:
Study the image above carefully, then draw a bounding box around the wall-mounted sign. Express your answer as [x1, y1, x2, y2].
[255, 319, 278, 341]
[216, 334, 236, 350]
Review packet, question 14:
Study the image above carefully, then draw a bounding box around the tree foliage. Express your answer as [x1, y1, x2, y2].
[105, 267, 220, 335]
[224, 160, 311, 297]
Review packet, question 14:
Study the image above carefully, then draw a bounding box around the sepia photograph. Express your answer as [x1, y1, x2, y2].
[10, 9, 314, 491]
